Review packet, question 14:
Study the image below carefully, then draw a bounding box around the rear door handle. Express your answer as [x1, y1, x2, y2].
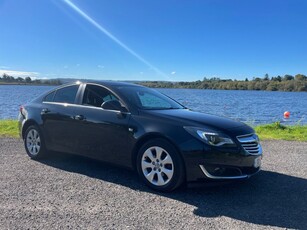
[74, 115, 85, 121]
[41, 108, 50, 114]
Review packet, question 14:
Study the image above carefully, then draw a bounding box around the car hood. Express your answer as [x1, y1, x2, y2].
[143, 109, 248, 131]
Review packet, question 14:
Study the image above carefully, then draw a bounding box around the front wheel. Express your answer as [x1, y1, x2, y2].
[136, 139, 185, 192]
[24, 125, 47, 159]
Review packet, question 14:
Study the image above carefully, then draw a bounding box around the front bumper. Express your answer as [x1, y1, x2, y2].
[199, 160, 261, 180]
[181, 139, 263, 182]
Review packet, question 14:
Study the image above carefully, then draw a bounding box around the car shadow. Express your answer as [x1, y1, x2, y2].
[38, 152, 307, 229]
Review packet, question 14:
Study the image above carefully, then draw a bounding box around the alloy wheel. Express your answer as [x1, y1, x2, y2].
[141, 146, 174, 186]
[26, 129, 41, 156]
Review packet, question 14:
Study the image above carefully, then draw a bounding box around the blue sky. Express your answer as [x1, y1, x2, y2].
[0, 0, 306, 81]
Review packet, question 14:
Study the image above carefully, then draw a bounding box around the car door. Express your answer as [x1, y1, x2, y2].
[41, 84, 81, 154]
[73, 84, 134, 166]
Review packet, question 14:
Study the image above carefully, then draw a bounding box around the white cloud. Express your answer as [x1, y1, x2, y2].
[97, 65, 104, 69]
[171, 71, 176, 75]
[0, 69, 39, 78]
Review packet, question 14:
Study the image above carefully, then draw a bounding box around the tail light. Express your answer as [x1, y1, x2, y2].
[19, 105, 25, 116]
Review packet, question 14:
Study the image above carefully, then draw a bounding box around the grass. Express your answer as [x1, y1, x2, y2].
[255, 122, 307, 141]
[0, 120, 306, 141]
[0, 120, 19, 138]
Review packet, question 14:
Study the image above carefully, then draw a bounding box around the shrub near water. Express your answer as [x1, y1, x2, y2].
[0, 120, 19, 138]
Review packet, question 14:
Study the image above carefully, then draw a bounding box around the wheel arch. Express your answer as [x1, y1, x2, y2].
[21, 119, 39, 139]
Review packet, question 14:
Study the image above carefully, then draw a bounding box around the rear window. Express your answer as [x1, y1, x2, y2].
[53, 85, 79, 104]
[43, 91, 55, 102]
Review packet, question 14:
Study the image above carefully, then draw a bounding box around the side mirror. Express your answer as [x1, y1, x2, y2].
[101, 100, 127, 112]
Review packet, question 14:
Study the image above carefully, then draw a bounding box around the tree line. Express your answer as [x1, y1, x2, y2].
[0, 73, 61, 85]
[1, 72, 306, 91]
[140, 74, 307, 92]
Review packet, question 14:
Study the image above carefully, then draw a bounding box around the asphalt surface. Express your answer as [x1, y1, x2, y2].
[0, 138, 306, 230]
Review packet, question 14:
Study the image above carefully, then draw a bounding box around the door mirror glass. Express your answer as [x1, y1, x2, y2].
[101, 100, 126, 112]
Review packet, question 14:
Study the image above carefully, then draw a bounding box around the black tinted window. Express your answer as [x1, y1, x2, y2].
[82, 84, 118, 107]
[53, 85, 79, 104]
[43, 91, 55, 102]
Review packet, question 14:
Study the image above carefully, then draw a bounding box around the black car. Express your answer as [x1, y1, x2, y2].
[18, 81, 262, 191]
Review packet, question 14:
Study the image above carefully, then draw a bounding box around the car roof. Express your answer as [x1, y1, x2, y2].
[34, 80, 145, 103]
[75, 80, 143, 88]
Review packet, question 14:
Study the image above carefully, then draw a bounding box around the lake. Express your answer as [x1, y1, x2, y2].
[0, 85, 306, 125]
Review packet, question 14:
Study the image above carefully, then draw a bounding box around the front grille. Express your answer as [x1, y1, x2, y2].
[237, 134, 261, 155]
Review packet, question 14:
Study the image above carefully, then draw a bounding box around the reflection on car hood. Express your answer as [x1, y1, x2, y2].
[145, 109, 248, 131]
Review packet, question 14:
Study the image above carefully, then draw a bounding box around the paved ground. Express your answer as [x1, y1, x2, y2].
[0, 138, 306, 230]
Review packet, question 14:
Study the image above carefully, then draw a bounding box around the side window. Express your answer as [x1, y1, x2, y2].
[82, 84, 119, 107]
[53, 85, 79, 104]
[43, 91, 56, 102]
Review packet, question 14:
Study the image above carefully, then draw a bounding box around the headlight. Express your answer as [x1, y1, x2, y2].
[184, 126, 235, 147]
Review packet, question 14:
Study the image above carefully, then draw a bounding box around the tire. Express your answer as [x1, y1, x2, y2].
[136, 138, 185, 192]
[24, 125, 47, 159]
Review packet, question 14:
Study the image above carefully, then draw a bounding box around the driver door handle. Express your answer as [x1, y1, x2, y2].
[74, 115, 86, 121]
[41, 108, 50, 114]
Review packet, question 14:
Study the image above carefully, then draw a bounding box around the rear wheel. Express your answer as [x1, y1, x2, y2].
[137, 139, 185, 192]
[24, 125, 47, 159]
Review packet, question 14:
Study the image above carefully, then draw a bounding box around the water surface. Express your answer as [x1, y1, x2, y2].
[0, 85, 306, 125]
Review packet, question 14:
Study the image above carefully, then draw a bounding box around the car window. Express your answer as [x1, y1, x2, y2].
[116, 86, 184, 110]
[82, 84, 119, 107]
[43, 91, 56, 102]
[53, 85, 79, 104]
[137, 91, 172, 109]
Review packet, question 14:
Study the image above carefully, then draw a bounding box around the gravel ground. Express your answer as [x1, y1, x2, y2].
[0, 138, 306, 230]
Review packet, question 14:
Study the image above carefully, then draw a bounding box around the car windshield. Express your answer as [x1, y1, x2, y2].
[116, 86, 185, 110]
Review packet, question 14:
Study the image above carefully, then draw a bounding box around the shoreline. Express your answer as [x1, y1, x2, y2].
[1, 120, 306, 141]
[0, 83, 306, 92]
[0, 83, 58, 86]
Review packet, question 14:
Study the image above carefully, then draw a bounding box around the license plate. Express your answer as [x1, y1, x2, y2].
[254, 157, 261, 168]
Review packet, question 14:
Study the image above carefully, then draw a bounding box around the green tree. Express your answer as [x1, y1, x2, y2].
[295, 74, 307, 81]
[25, 77, 32, 83]
[266, 82, 279, 91]
[253, 77, 261, 82]
[283, 75, 294, 81]
[264, 73, 269, 81]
